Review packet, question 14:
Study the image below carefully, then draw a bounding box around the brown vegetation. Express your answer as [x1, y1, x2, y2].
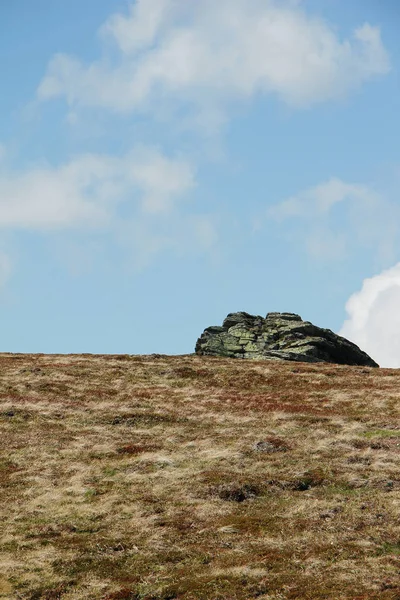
[1, 353, 400, 599]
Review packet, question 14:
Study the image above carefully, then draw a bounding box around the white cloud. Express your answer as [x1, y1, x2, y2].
[129, 149, 196, 213]
[267, 177, 399, 262]
[340, 264, 400, 367]
[100, 0, 175, 54]
[0, 148, 195, 230]
[37, 0, 390, 124]
[0, 147, 219, 270]
[268, 178, 377, 220]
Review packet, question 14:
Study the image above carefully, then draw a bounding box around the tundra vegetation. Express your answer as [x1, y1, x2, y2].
[1, 352, 400, 599]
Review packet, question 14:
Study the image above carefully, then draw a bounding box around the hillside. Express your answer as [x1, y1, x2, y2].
[1, 353, 400, 600]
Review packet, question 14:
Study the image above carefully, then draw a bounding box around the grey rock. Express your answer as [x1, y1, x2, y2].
[253, 440, 288, 453]
[195, 311, 379, 367]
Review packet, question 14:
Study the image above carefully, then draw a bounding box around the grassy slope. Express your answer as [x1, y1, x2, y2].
[1, 353, 400, 600]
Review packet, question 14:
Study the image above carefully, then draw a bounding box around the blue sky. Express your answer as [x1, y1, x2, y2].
[1, 0, 400, 365]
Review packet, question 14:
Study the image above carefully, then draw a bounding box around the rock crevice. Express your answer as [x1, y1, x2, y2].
[195, 312, 379, 367]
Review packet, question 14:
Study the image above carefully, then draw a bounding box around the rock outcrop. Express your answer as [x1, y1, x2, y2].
[195, 312, 379, 367]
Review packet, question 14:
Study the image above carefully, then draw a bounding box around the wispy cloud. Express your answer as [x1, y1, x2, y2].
[14, 1, 392, 279]
[37, 0, 390, 129]
[267, 177, 400, 263]
[117, 212, 219, 271]
[0, 147, 220, 270]
[0, 147, 195, 230]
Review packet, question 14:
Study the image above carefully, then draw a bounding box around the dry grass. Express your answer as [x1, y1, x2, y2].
[1, 353, 400, 599]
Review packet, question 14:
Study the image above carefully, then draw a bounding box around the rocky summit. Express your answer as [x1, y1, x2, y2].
[195, 311, 379, 367]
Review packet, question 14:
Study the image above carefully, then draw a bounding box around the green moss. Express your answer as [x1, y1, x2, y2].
[362, 429, 400, 438]
[376, 542, 400, 556]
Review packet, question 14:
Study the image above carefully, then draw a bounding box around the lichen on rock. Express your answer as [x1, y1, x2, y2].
[195, 311, 379, 367]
